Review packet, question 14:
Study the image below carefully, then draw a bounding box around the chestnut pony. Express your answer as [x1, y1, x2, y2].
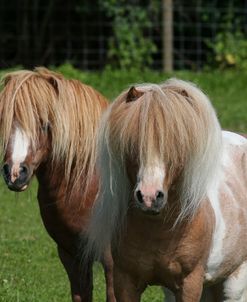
[0, 68, 115, 302]
[87, 79, 247, 301]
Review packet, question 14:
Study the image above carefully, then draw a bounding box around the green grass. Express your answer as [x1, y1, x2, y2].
[0, 66, 246, 301]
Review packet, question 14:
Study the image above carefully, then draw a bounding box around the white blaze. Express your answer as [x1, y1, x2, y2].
[138, 165, 165, 187]
[11, 127, 29, 164]
[136, 159, 165, 195]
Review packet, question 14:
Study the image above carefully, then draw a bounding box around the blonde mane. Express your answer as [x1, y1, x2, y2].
[87, 78, 222, 259]
[0, 67, 108, 190]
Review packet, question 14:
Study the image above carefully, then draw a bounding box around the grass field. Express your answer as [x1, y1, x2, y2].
[0, 66, 246, 301]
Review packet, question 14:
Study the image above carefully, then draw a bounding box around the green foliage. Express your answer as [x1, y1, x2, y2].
[100, 0, 157, 70]
[54, 63, 89, 82]
[207, 12, 247, 70]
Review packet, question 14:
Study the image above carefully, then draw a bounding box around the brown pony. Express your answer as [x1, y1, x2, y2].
[0, 68, 115, 302]
[87, 79, 247, 301]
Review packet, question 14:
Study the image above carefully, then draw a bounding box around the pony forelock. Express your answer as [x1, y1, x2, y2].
[86, 78, 222, 258]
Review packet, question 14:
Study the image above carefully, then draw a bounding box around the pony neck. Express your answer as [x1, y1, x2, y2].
[36, 157, 66, 185]
[36, 158, 98, 207]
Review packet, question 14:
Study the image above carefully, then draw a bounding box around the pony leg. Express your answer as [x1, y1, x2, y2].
[113, 266, 145, 302]
[222, 261, 247, 302]
[175, 265, 204, 302]
[163, 285, 223, 302]
[57, 246, 93, 302]
[200, 288, 214, 302]
[163, 284, 222, 302]
[201, 284, 223, 302]
[101, 249, 116, 302]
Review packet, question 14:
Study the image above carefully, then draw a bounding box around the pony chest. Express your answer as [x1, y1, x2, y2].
[116, 241, 184, 285]
[116, 226, 199, 286]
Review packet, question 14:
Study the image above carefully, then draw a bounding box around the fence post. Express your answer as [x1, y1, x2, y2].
[162, 0, 173, 72]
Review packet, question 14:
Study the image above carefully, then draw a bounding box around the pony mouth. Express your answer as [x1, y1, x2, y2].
[7, 183, 28, 192]
[143, 209, 161, 216]
[19, 184, 28, 191]
[3, 172, 31, 192]
[138, 205, 162, 216]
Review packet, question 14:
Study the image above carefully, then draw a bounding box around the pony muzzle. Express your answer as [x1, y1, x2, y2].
[2, 163, 30, 192]
[134, 188, 167, 214]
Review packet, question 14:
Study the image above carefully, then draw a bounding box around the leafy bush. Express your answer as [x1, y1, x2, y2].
[101, 0, 157, 70]
[207, 13, 247, 69]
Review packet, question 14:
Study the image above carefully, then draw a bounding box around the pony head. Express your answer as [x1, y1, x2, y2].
[0, 68, 107, 192]
[106, 80, 220, 215]
[87, 78, 222, 259]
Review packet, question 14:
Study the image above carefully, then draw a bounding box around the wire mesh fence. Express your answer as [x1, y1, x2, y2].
[0, 0, 246, 71]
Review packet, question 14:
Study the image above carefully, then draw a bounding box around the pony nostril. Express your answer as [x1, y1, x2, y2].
[19, 164, 28, 175]
[2, 164, 10, 176]
[136, 190, 143, 203]
[156, 190, 164, 199]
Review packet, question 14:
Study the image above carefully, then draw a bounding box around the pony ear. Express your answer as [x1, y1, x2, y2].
[172, 87, 191, 102]
[180, 89, 189, 97]
[126, 86, 144, 103]
[176, 88, 196, 108]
